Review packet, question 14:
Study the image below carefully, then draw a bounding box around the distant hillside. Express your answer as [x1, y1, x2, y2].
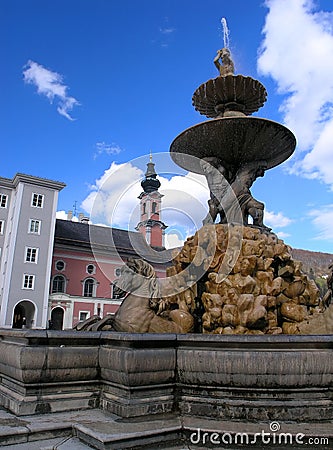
[291, 248, 333, 277]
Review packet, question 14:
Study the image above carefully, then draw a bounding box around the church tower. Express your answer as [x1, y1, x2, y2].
[136, 155, 167, 248]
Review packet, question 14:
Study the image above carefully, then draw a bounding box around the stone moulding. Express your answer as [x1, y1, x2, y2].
[176, 334, 333, 422]
[0, 329, 331, 421]
[99, 332, 176, 417]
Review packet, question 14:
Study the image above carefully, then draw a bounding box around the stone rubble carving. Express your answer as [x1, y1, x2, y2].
[322, 262, 333, 308]
[74, 225, 329, 335]
[167, 224, 327, 335]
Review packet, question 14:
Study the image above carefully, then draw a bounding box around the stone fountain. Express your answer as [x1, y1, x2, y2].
[0, 47, 332, 449]
[166, 47, 331, 336]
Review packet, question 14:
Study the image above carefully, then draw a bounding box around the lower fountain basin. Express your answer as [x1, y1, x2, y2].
[0, 329, 331, 422]
[170, 116, 296, 174]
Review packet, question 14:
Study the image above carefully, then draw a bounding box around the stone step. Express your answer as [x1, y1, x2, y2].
[51, 436, 95, 449]
[0, 437, 70, 450]
[74, 414, 182, 449]
[0, 407, 332, 449]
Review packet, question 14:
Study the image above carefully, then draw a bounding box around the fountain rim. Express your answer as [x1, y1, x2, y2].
[170, 116, 297, 175]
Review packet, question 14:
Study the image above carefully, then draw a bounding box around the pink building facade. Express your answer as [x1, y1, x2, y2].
[47, 158, 171, 330]
[49, 219, 171, 330]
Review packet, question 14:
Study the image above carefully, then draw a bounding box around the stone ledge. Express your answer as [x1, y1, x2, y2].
[0, 408, 331, 449]
[0, 330, 331, 421]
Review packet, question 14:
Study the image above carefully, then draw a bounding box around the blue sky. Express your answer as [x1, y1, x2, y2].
[2, 0, 333, 253]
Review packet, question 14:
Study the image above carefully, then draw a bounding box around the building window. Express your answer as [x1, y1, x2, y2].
[86, 264, 95, 275]
[83, 278, 96, 297]
[55, 260, 65, 271]
[142, 203, 146, 215]
[114, 267, 122, 277]
[152, 202, 157, 213]
[31, 193, 44, 208]
[79, 311, 89, 321]
[0, 194, 8, 208]
[22, 274, 35, 290]
[52, 275, 66, 293]
[25, 247, 38, 263]
[29, 219, 41, 234]
[0, 220, 4, 234]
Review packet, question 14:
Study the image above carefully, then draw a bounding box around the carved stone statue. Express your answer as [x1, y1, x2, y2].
[201, 157, 231, 224]
[201, 157, 270, 229]
[75, 258, 194, 333]
[226, 161, 269, 228]
[322, 263, 333, 308]
[214, 48, 235, 76]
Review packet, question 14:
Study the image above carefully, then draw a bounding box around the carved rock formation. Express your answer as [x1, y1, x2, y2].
[168, 224, 327, 334]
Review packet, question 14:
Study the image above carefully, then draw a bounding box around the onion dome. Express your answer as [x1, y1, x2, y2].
[141, 159, 161, 193]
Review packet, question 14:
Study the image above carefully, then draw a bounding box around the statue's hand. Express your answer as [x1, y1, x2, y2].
[156, 299, 169, 315]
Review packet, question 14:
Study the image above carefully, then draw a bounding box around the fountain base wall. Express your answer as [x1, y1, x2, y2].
[0, 329, 332, 421]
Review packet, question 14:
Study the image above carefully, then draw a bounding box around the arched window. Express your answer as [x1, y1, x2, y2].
[52, 275, 66, 293]
[152, 202, 157, 213]
[142, 203, 146, 215]
[83, 278, 96, 297]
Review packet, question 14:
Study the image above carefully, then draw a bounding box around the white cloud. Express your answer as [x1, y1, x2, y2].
[155, 18, 176, 47]
[94, 142, 123, 159]
[81, 161, 210, 237]
[264, 210, 293, 228]
[276, 231, 291, 239]
[23, 60, 80, 120]
[257, 0, 333, 187]
[159, 172, 209, 235]
[82, 160, 299, 243]
[299, 118, 333, 185]
[164, 231, 185, 249]
[81, 162, 143, 227]
[56, 210, 68, 220]
[159, 27, 175, 34]
[56, 210, 79, 221]
[308, 204, 333, 241]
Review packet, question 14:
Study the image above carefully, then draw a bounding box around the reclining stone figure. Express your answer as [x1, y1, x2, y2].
[74, 257, 194, 333]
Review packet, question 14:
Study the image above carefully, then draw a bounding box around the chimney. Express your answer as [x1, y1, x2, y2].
[67, 210, 73, 221]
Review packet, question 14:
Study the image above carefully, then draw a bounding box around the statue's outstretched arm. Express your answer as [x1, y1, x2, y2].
[214, 49, 222, 69]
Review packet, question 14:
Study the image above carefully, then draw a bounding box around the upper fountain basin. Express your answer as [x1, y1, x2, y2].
[192, 75, 267, 118]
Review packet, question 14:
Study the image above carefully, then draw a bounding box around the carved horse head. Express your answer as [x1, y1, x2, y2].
[114, 258, 161, 305]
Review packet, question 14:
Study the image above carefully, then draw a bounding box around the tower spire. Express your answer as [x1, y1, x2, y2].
[136, 155, 167, 248]
[141, 153, 161, 193]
